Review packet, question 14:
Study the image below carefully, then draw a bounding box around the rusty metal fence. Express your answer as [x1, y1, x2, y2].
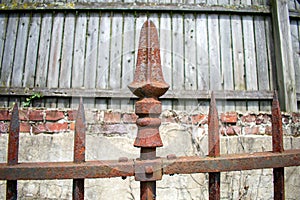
[1, 20, 300, 200]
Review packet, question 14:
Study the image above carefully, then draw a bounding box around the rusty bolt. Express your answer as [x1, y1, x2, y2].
[118, 157, 128, 162]
[167, 154, 177, 160]
[145, 166, 154, 174]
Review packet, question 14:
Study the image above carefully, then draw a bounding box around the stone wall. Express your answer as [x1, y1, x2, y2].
[0, 108, 299, 199]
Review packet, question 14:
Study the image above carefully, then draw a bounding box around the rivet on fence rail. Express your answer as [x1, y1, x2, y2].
[272, 91, 284, 200]
[128, 19, 169, 200]
[208, 92, 220, 200]
[73, 98, 86, 200]
[7, 103, 19, 200]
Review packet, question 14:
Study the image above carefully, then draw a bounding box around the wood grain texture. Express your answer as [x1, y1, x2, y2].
[11, 13, 30, 87]
[35, 13, 52, 88]
[0, 14, 19, 87]
[23, 13, 41, 88]
[271, 0, 297, 111]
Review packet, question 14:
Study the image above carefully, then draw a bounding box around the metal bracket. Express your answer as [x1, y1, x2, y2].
[134, 159, 162, 182]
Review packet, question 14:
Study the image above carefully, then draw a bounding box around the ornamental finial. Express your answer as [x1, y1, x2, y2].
[128, 20, 169, 99]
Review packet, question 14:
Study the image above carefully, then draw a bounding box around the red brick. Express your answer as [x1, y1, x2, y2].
[265, 125, 272, 135]
[67, 110, 77, 121]
[220, 112, 238, 124]
[46, 110, 65, 121]
[244, 126, 259, 135]
[241, 114, 256, 123]
[292, 112, 300, 123]
[19, 109, 29, 121]
[220, 126, 241, 136]
[0, 109, 10, 120]
[20, 122, 31, 133]
[191, 114, 206, 124]
[122, 113, 138, 123]
[0, 122, 8, 133]
[29, 110, 44, 121]
[70, 122, 75, 131]
[33, 122, 68, 134]
[104, 112, 121, 124]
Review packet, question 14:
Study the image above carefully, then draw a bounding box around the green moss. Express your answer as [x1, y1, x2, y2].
[0, 2, 77, 10]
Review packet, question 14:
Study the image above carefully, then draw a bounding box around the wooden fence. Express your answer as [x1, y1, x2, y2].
[0, 0, 299, 113]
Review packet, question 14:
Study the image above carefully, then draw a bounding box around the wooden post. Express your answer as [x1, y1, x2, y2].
[271, 0, 297, 112]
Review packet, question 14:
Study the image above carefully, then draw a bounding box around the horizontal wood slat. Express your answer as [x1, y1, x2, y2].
[0, 2, 271, 14]
[0, 87, 274, 100]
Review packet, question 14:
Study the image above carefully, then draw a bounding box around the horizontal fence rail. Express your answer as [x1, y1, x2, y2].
[0, 87, 275, 100]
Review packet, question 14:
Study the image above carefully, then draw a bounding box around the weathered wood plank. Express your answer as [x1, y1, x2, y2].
[231, 14, 246, 111]
[46, 13, 64, 108]
[208, 13, 225, 112]
[160, 13, 172, 111]
[196, 14, 209, 113]
[265, 16, 275, 92]
[11, 13, 30, 87]
[35, 13, 52, 88]
[208, 14, 220, 91]
[172, 13, 185, 111]
[290, 20, 300, 94]
[71, 12, 87, 108]
[289, 0, 296, 10]
[0, 14, 8, 74]
[23, 13, 41, 88]
[83, 12, 100, 108]
[207, 0, 217, 5]
[184, 14, 198, 113]
[218, 0, 228, 5]
[0, 87, 275, 100]
[97, 12, 110, 90]
[60, 13, 75, 89]
[57, 13, 75, 108]
[229, 0, 240, 5]
[47, 13, 64, 88]
[121, 13, 135, 112]
[0, 13, 8, 107]
[220, 14, 235, 112]
[85, 13, 99, 89]
[95, 12, 111, 110]
[109, 13, 123, 110]
[254, 16, 271, 111]
[72, 12, 87, 88]
[271, 0, 297, 111]
[0, 2, 271, 14]
[243, 15, 258, 111]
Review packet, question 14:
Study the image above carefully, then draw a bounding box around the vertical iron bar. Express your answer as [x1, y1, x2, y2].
[140, 147, 156, 200]
[6, 103, 19, 200]
[272, 91, 285, 200]
[208, 92, 220, 200]
[73, 98, 86, 200]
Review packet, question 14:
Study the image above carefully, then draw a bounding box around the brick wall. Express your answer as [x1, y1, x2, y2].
[1, 108, 299, 136]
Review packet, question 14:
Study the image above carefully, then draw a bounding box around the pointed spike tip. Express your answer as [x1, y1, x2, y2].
[210, 91, 217, 108]
[128, 19, 169, 98]
[273, 90, 278, 101]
